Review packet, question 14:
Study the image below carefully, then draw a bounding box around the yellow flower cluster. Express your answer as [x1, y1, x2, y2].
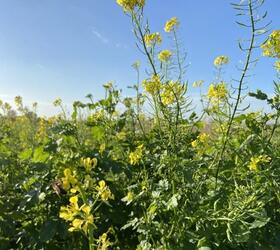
[96, 180, 114, 201]
[248, 155, 271, 172]
[81, 157, 98, 173]
[35, 119, 48, 140]
[129, 144, 144, 165]
[207, 82, 228, 101]
[97, 233, 112, 250]
[59, 196, 94, 233]
[161, 81, 185, 105]
[90, 109, 105, 122]
[261, 30, 280, 58]
[47, 116, 58, 125]
[213, 55, 229, 67]
[14, 96, 23, 107]
[144, 32, 162, 47]
[275, 60, 280, 72]
[191, 133, 209, 148]
[116, 0, 145, 12]
[164, 17, 180, 32]
[62, 168, 78, 191]
[158, 50, 172, 62]
[121, 191, 134, 205]
[142, 75, 161, 95]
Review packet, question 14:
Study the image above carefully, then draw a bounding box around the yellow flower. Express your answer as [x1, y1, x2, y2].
[99, 143, 106, 154]
[80, 204, 91, 214]
[164, 17, 180, 32]
[213, 55, 229, 67]
[161, 81, 185, 105]
[59, 207, 76, 222]
[129, 144, 144, 165]
[261, 30, 280, 58]
[248, 155, 271, 172]
[191, 140, 198, 148]
[158, 50, 172, 62]
[191, 133, 209, 148]
[60, 196, 94, 234]
[80, 204, 94, 232]
[248, 157, 258, 171]
[275, 60, 280, 72]
[198, 133, 209, 142]
[69, 196, 79, 209]
[59, 196, 80, 222]
[121, 191, 134, 205]
[144, 32, 162, 47]
[62, 168, 78, 190]
[97, 233, 112, 250]
[96, 180, 114, 201]
[35, 119, 48, 140]
[81, 157, 98, 172]
[69, 218, 84, 232]
[207, 82, 228, 101]
[142, 75, 162, 95]
[70, 187, 78, 194]
[116, 0, 145, 12]
[14, 96, 23, 107]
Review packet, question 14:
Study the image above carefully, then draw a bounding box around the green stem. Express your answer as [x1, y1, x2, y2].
[268, 111, 280, 143]
[89, 226, 95, 250]
[214, 0, 256, 187]
[77, 184, 95, 249]
[173, 30, 183, 81]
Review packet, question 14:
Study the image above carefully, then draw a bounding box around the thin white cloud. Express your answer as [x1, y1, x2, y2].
[90, 27, 128, 49]
[91, 27, 109, 44]
[115, 42, 129, 49]
[35, 63, 47, 70]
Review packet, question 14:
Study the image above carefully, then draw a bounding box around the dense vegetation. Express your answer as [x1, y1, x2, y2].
[1, 0, 280, 249]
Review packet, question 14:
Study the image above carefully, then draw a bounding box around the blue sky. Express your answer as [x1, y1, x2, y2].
[0, 0, 279, 115]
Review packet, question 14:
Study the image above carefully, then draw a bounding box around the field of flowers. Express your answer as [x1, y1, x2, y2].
[1, 0, 280, 249]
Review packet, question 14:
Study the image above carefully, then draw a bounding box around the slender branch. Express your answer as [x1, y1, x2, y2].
[214, 0, 257, 187]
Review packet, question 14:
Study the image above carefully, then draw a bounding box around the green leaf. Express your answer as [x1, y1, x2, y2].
[167, 194, 180, 210]
[32, 146, 49, 163]
[19, 148, 33, 160]
[40, 220, 57, 242]
[92, 126, 105, 141]
[249, 217, 270, 229]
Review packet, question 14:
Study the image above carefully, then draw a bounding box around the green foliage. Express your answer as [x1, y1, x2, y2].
[1, 0, 280, 249]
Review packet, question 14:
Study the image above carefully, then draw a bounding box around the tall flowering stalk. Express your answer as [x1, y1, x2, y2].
[214, 0, 268, 187]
